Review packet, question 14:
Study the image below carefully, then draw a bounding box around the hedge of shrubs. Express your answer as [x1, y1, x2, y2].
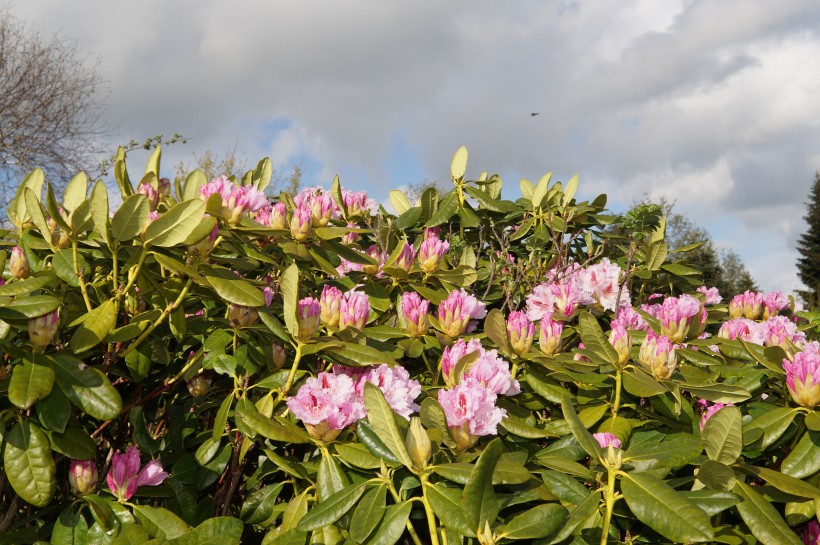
[0, 145, 819, 545]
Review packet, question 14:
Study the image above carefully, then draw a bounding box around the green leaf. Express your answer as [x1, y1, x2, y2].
[483, 309, 511, 354]
[562, 173, 579, 206]
[498, 503, 567, 540]
[624, 434, 702, 471]
[63, 171, 89, 212]
[462, 438, 501, 531]
[144, 199, 206, 247]
[0, 274, 52, 296]
[9, 167, 44, 227]
[169, 517, 243, 545]
[424, 192, 458, 228]
[349, 484, 386, 543]
[546, 490, 601, 544]
[297, 484, 366, 531]
[697, 459, 737, 491]
[52, 504, 89, 545]
[9, 360, 55, 409]
[365, 501, 412, 545]
[281, 263, 299, 338]
[782, 430, 820, 478]
[739, 464, 820, 498]
[733, 481, 802, 545]
[560, 396, 601, 459]
[622, 368, 667, 397]
[37, 387, 71, 433]
[3, 420, 56, 507]
[743, 406, 798, 449]
[433, 460, 533, 485]
[207, 276, 265, 306]
[132, 505, 191, 539]
[89, 180, 110, 244]
[234, 399, 309, 444]
[48, 424, 97, 460]
[241, 483, 286, 525]
[681, 489, 739, 516]
[144, 146, 162, 175]
[82, 493, 117, 532]
[644, 239, 668, 271]
[335, 442, 381, 469]
[426, 483, 476, 538]
[540, 470, 589, 505]
[684, 383, 751, 404]
[49, 353, 122, 420]
[112, 194, 150, 243]
[317, 455, 349, 501]
[112, 523, 150, 545]
[325, 342, 399, 367]
[24, 188, 52, 246]
[702, 405, 743, 464]
[389, 190, 411, 214]
[212, 394, 233, 442]
[0, 294, 61, 320]
[577, 312, 619, 367]
[363, 383, 414, 468]
[356, 419, 400, 464]
[450, 146, 468, 180]
[53, 247, 87, 287]
[70, 299, 117, 354]
[621, 472, 714, 543]
[462, 185, 517, 213]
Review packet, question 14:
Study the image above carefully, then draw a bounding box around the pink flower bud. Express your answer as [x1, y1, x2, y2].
[395, 241, 416, 273]
[69, 459, 98, 496]
[417, 237, 450, 273]
[290, 205, 313, 242]
[441, 338, 483, 387]
[539, 318, 563, 356]
[341, 222, 359, 245]
[506, 311, 535, 355]
[436, 289, 487, 338]
[188, 223, 219, 257]
[608, 323, 631, 366]
[228, 304, 259, 329]
[405, 417, 431, 469]
[362, 245, 384, 276]
[137, 182, 159, 211]
[784, 348, 820, 408]
[340, 291, 370, 331]
[638, 330, 677, 380]
[320, 285, 344, 329]
[729, 291, 764, 320]
[28, 309, 59, 349]
[270, 342, 287, 370]
[803, 520, 820, 545]
[186, 372, 213, 398]
[158, 177, 171, 198]
[398, 292, 430, 338]
[309, 191, 335, 227]
[297, 297, 321, 340]
[658, 295, 703, 343]
[696, 286, 722, 305]
[263, 287, 275, 307]
[10, 247, 30, 279]
[592, 432, 621, 449]
[763, 291, 790, 319]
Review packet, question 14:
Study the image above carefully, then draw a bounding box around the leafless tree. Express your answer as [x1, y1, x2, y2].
[0, 7, 109, 208]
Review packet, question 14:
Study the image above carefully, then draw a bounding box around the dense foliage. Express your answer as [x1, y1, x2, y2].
[1, 146, 819, 545]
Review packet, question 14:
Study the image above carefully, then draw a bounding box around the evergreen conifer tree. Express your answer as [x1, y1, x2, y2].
[797, 172, 820, 308]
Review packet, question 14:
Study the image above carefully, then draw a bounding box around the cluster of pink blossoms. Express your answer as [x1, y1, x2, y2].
[783, 342, 820, 408]
[718, 315, 806, 348]
[287, 364, 421, 441]
[526, 259, 629, 321]
[398, 292, 430, 338]
[437, 338, 519, 450]
[593, 432, 621, 449]
[729, 290, 790, 320]
[199, 176, 269, 225]
[437, 288, 487, 338]
[639, 294, 707, 343]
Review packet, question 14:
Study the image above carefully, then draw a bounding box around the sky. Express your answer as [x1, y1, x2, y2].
[6, 0, 820, 294]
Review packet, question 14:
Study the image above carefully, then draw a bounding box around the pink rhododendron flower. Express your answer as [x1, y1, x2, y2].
[728, 290, 764, 320]
[437, 289, 487, 338]
[336, 257, 364, 276]
[29, 309, 59, 349]
[293, 187, 339, 226]
[320, 285, 344, 328]
[107, 446, 168, 502]
[418, 236, 450, 273]
[608, 323, 631, 366]
[612, 306, 649, 331]
[717, 317, 755, 341]
[526, 277, 589, 321]
[200, 176, 268, 224]
[398, 292, 430, 338]
[804, 520, 820, 545]
[69, 460, 98, 496]
[441, 338, 484, 386]
[148, 210, 160, 222]
[287, 372, 365, 441]
[137, 182, 159, 210]
[593, 432, 621, 449]
[467, 348, 520, 396]
[357, 365, 421, 419]
[784, 348, 820, 408]
[10, 246, 30, 279]
[342, 189, 375, 216]
[577, 258, 629, 312]
[339, 291, 370, 330]
[395, 241, 416, 273]
[639, 330, 677, 380]
[763, 291, 790, 318]
[658, 294, 705, 343]
[438, 378, 506, 450]
[297, 297, 321, 340]
[506, 311, 535, 355]
[765, 315, 805, 349]
[290, 205, 313, 241]
[254, 201, 287, 229]
[341, 222, 359, 245]
[697, 286, 722, 305]
[362, 245, 385, 277]
[423, 227, 440, 239]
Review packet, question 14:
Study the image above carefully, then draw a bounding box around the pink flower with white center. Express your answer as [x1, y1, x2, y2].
[538, 317, 563, 356]
[286, 372, 365, 441]
[297, 297, 321, 340]
[441, 338, 484, 386]
[697, 286, 722, 305]
[592, 432, 621, 449]
[29, 309, 59, 349]
[804, 520, 820, 545]
[728, 290, 764, 320]
[137, 182, 159, 210]
[107, 446, 168, 502]
[784, 348, 820, 408]
[398, 292, 430, 338]
[436, 289, 487, 338]
[339, 291, 370, 330]
[578, 258, 629, 312]
[468, 349, 520, 396]
[638, 330, 677, 380]
[290, 205, 313, 241]
[10, 246, 30, 279]
[507, 311, 535, 355]
[526, 278, 587, 321]
[336, 257, 364, 276]
[362, 245, 385, 277]
[418, 236, 450, 273]
[395, 241, 416, 273]
[342, 222, 359, 245]
[699, 401, 730, 430]
[357, 365, 421, 419]
[612, 306, 649, 331]
[320, 285, 344, 329]
[438, 378, 506, 450]
[608, 323, 631, 366]
[717, 318, 755, 341]
[342, 189, 375, 216]
[658, 294, 705, 343]
[763, 291, 790, 319]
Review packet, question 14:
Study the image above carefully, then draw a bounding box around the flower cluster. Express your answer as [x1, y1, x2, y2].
[783, 343, 820, 408]
[728, 290, 790, 321]
[106, 446, 168, 502]
[199, 176, 269, 225]
[437, 288, 487, 337]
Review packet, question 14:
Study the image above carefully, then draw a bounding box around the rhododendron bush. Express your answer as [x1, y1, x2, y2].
[2, 145, 820, 545]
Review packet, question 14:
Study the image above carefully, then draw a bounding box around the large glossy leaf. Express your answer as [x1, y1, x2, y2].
[702, 405, 743, 464]
[426, 482, 476, 538]
[144, 199, 206, 247]
[48, 424, 97, 460]
[0, 274, 52, 296]
[622, 368, 667, 397]
[624, 434, 702, 471]
[697, 460, 736, 491]
[363, 383, 413, 468]
[462, 438, 501, 531]
[49, 353, 122, 420]
[241, 483, 287, 525]
[234, 399, 309, 444]
[782, 430, 820, 478]
[296, 484, 366, 531]
[0, 294, 61, 319]
[9, 359, 55, 409]
[169, 517, 244, 545]
[349, 484, 386, 543]
[70, 299, 117, 353]
[733, 481, 802, 545]
[53, 247, 87, 287]
[577, 311, 619, 367]
[621, 472, 713, 543]
[3, 420, 56, 507]
[497, 503, 567, 540]
[739, 464, 820, 498]
[433, 460, 532, 485]
[132, 505, 191, 539]
[560, 396, 601, 459]
[52, 504, 89, 545]
[365, 501, 412, 545]
[111, 194, 150, 243]
[743, 407, 798, 449]
[546, 490, 601, 544]
[207, 276, 265, 306]
[356, 419, 401, 464]
[280, 263, 299, 338]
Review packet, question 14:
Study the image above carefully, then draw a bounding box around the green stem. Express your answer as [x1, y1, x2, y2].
[280, 343, 304, 397]
[167, 349, 204, 386]
[72, 240, 93, 312]
[120, 278, 193, 358]
[386, 477, 424, 545]
[111, 243, 119, 295]
[421, 475, 442, 545]
[612, 370, 622, 416]
[119, 246, 149, 299]
[600, 470, 617, 545]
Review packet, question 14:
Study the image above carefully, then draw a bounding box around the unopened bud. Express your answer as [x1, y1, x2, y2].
[186, 372, 213, 398]
[539, 318, 563, 356]
[270, 342, 287, 370]
[405, 417, 431, 469]
[29, 310, 59, 349]
[297, 297, 321, 340]
[290, 206, 312, 242]
[507, 311, 535, 356]
[10, 247, 30, 279]
[608, 324, 631, 367]
[68, 459, 98, 496]
[228, 304, 259, 329]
